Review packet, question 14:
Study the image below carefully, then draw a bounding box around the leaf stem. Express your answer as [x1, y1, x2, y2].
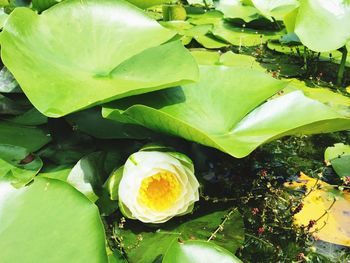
[336, 46, 348, 87]
[272, 17, 281, 31]
[207, 209, 235, 242]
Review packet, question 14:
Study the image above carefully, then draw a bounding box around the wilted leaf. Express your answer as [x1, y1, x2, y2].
[285, 172, 350, 247]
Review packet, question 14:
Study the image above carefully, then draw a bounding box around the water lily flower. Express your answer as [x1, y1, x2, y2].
[118, 150, 199, 223]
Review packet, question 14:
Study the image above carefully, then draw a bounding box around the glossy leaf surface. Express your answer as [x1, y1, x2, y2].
[294, 0, 350, 52]
[103, 66, 350, 157]
[0, 0, 198, 117]
[0, 177, 108, 262]
[163, 240, 242, 263]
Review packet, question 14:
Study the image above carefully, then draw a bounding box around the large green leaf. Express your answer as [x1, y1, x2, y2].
[0, 144, 43, 187]
[115, 209, 244, 263]
[0, 0, 198, 117]
[0, 177, 107, 262]
[294, 0, 350, 52]
[163, 240, 242, 263]
[103, 65, 350, 158]
[0, 121, 51, 151]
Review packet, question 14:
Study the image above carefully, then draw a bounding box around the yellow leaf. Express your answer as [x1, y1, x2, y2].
[285, 172, 350, 247]
[346, 86, 350, 94]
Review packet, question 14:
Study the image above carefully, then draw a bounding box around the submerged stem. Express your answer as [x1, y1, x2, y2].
[336, 46, 348, 87]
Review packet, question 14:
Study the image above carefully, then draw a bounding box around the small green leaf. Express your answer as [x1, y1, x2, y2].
[163, 240, 242, 263]
[6, 108, 48, 125]
[215, 0, 260, 22]
[0, 144, 42, 187]
[106, 166, 124, 201]
[66, 107, 152, 139]
[325, 143, 350, 178]
[126, 0, 168, 9]
[212, 21, 284, 47]
[67, 152, 107, 202]
[0, 121, 51, 152]
[115, 209, 244, 262]
[32, 0, 62, 12]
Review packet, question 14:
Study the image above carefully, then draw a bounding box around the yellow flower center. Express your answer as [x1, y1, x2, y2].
[138, 171, 181, 211]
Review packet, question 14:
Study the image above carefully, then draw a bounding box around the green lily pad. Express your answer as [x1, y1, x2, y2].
[212, 21, 284, 47]
[39, 164, 73, 181]
[191, 50, 264, 70]
[251, 0, 299, 21]
[285, 79, 350, 116]
[163, 240, 242, 263]
[6, 108, 48, 125]
[126, 0, 168, 8]
[66, 107, 152, 139]
[66, 152, 106, 202]
[325, 143, 350, 178]
[103, 65, 350, 158]
[0, 177, 107, 262]
[32, 0, 61, 12]
[267, 40, 350, 67]
[0, 121, 51, 152]
[294, 0, 350, 52]
[187, 10, 223, 26]
[187, 0, 214, 6]
[0, 0, 198, 117]
[215, 0, 260, 22]
[0, 144, 43, 187]
[161, 21, 230, 49]
[115, 209, 244, 263]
